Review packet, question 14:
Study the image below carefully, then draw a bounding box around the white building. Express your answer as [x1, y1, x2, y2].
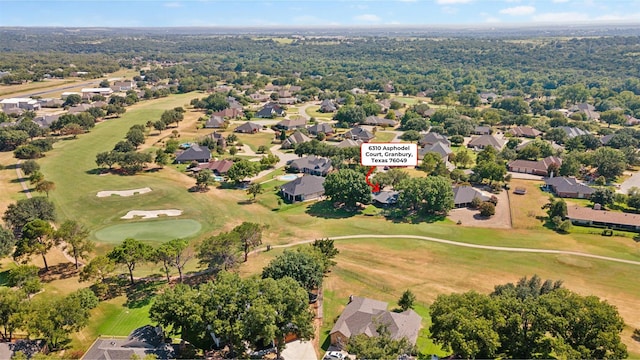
[0, 98, 41, 112]
[81, 87, 113, 99]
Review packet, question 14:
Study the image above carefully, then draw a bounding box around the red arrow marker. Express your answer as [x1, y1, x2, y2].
[365, 166, 380, 193]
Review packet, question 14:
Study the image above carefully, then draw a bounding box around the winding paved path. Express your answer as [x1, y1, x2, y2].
[253, 234, 640, 267]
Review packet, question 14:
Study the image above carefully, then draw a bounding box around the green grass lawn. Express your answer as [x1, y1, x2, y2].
[235, 131, 275, 152]
[305, 106, 334, 120]
[372, 131, 397, 143]
[94, 219, 202, 244]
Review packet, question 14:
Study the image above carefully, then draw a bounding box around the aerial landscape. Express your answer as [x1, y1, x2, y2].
[2, 0, 640, 359]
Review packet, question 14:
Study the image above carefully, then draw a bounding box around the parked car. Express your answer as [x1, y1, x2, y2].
[324, 351, 345, 360]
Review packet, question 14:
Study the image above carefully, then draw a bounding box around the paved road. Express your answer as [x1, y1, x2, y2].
[7, 79, 102, 99]
[297, 101, 320, 120]
[618, 170, 640, 194]
[252, 234, 640, 267]
[15, 160, 32, 199]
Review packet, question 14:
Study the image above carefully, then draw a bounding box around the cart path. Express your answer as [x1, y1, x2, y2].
[252, 234, 640, 266]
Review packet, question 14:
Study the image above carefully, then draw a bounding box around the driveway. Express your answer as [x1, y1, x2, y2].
[617, 170, 640, 194]
[508, 171, 543, 181]
[281, 340, 317, 360]
[447, 187, 512, 229]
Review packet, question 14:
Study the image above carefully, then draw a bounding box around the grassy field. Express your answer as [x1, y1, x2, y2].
[305, 105, 334, 120]
[372, 131, 397, 143]
[0, 153, 29, 220]
[93, 219, 202, 244]
[234, 131, 276, 152]
[509, 178, 550, 230]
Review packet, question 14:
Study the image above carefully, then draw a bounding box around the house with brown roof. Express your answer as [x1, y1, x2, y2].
[194, 159, 234, 175]
[174, 144, 211, 164]
[336, 138, 363, 148]
[473, 126, 491, 135]
[281, 131, 311, 149]
[201, 131, 226, 149]
[418, 132, 450, 147]
[249, 93, 271, 102]
[319, 99, 337, 113]
[509, 126, 542, 138]
[307, 122, 334, 135]
[544, 176, 595, 198]
[205, 115, 225, 129]
[234, 122, 262, 134]
[418, 142, 453, 161]
[276, 118, 307, 130]
[508, 156, 562, 176]
[329, 296, 422, 350]
[567, 206, 640, 232]
[344, 126, 375, 142]
[211, 108, 244, 118]
[362, 116, 397, 127]
[467, 135, 507, 151]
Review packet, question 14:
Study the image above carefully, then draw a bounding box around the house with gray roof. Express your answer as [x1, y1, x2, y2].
[234, 122, 262, 134]
[174, 144, 211, 164]
[362, 116, 397, 127]
[344, 126, 375, 142]
[280, 175, 325, 202]
[33, 114, 59, 128]
[205, 115, 225, 128]
[509, 126, 542, 138]
[281, 130, 311, 149]
[373, 190, 399, 207]
[467, 135, 507, 151]
[473, 126, 491, 135]
[82, 325, 174, 360]
[544, 176, 595, 198]
[319, 99, 337, 113]
[569, 103, 600, 121]
[453, 186, 490, 208]
[559, 126, 590, 139]
[288, 156, 332, 176]
[329, 296, 422, 350]
[276, 117, 307, 130]
[418, 142, 453, 161]
[336, 138, 363, 148]
[508, 156, 562, 176]
[256, 103, 285, 118]
[418, 132, 450, 147]
[307, 122, 334, 135]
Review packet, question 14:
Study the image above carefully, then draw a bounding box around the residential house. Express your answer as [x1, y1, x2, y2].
[418, 132, 450, 147]
[373, 190, 399, 207]
[383, 83, 395, 93]
[418, 142, 453, 161]
[249, 93, 270, 102]
[473, 126, 491, 135]
[289, 85, 302, 93]
[508, 156, 562, 176]
[319, 99, 337, 113]
[567, 206, 640, 232]
[201, 131, 226, 149]
[68, 103, 96, 114]
[256, 103, 286, 118]
[543, 176, 595, 198]
[280, 175, 326, 202]
[569, 103, 600, 121]
[278, 97, 298, 105]
[204, 115, 225, 129]
[0, 98, 41, 112]
[281, 131, 311, 149]
[329, 296, 422, 350]
[344, 126, 375, 142]
[452, 186, 490, 208]
[276, 117, 307, 130]
[362, 116, 397, 127]
[194, 159, 234, 175]
[174, 144, 211, 164]
[600, 134, 615, 146]
[33, 114, 60, 128]
[80, 88, 113, 100]
[264, 84, 282, 92]
[467, 135, 507, 151]
[559, 126, 590, 139]
[307, 122, 334, 135]
[234, 122, 262, 134]
[111, 80, 136, 92]
[509, 126, 542, 138]
[211, 108, 244, 119]
[625, 114, 640, 126]
[277, 90, 292, 98]
[227, 98, 244, 110]
[336, 138, 363, 148]
[61, 92, 81, 100]
[288, 156, 332, 176]
[82, 325, 174, 360]
[38, 98, 64, 108]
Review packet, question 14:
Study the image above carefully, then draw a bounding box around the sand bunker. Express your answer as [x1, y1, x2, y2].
[121, 209, 182, 219]
[97, 187, 152, 198]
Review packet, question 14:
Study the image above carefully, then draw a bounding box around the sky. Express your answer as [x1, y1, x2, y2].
[1, 0, 640, 27]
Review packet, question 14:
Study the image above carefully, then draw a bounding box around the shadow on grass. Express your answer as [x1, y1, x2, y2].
[632, 329, 640, 343]
[385, 209, 445, 224]
[39, 262, 77, 283]
[125, 279, 163, 308]
[85, 168, 107, 175]
[306, 201, 358, 219]
[4, 164, 18, 170]
[320, 329, 332, 352]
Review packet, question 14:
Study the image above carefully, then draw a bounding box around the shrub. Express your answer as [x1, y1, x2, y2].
[479, 202, 496, 217]
[470, 196, 483, 209]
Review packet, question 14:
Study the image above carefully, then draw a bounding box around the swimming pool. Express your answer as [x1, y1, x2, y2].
[278, 174, 299, 181]
[213, 176, 224, 182]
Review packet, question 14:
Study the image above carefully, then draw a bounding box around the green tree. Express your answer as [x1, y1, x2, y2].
[153, 120, 167, 133]
[107, 238, 153, 285]
[195, 169, 214, 191]
[323, 169, 372, 208]
[591, 187, 615, 208]
[591, 147, 627, 181]
[7, 265, 42, 298]
[28, 171, 44, 185]
[197, 231, 241, 274]
[62, 94, 82, 107]
[396, 176, 454, 216]
[479, 201, 496, 217]
[15, 219, 56, 272]
[246, 183, 263, 202]
[398, 289, 416, 311]
[347, 324, 416, 359]
[20, 160, 39, 176]
[154, 148, 169, 167]
[452, 148, 473, 168]
[373, 168, 409, 188]
[0, 287, 23, 340]
[334, 105, 366, 125]
[311, 238, 340, 271]
[125, 128, 145, 148]
[55, 220, 94, 269]
[627, 187, 640, 212]
[149, 283, 205, 348]
[232, 222, 263, 262]
[2, 197, 55, 236]
[34, 180, 55, 198]
[600, 110, 625, 128]
[79, 255, 115, 284]
[226, 160, 260, 183]
[544, 198, 568, 219]
[0, 226, 16, 259]
[262, 250, 323, 291]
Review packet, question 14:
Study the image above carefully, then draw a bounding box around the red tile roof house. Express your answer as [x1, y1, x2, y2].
[567, 206, 640, 232]
[508, 156, 562, 176]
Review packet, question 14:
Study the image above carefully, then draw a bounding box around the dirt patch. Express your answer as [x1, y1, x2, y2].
[447, 188, 511, 229]
[121, 209, 182, 219]
[96, 187, 152, 197]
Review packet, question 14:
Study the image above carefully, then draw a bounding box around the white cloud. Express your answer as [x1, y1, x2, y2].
[354, 14, 381, 22]
[551, 0, 569, 3]
[485, 16, 501, 23]
[163, 2, 182, 8]
[499, 5, 535, 16]
[436, 0, 473, 4]
[532, 12, 589, 22]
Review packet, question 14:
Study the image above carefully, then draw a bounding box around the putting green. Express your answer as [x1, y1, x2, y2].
[93, 219, 202, 243]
